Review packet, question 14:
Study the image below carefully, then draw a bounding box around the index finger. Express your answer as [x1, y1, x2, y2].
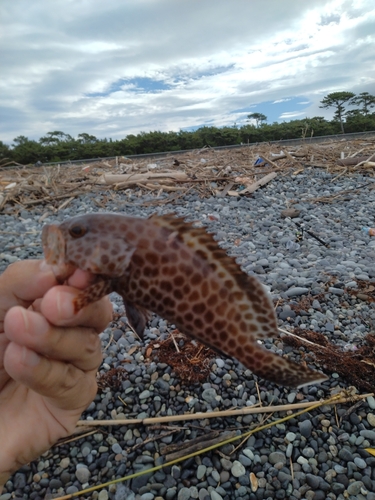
[40, 286, 113, 332]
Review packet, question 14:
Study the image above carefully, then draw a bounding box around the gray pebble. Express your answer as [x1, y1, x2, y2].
[75, 466, 91, 484]
[231, 460, 246, 477]
[347, 480, 364, 495]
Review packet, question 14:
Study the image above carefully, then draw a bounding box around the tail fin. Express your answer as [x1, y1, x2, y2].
[250, 342, 328, 388]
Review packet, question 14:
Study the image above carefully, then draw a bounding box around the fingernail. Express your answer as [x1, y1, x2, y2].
[56, 290, 74, 319]
[21, 346, 41, 367]
[21, 308, 49, 336]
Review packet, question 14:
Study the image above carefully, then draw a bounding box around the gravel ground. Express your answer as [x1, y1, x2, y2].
[2, 168, 375, 500]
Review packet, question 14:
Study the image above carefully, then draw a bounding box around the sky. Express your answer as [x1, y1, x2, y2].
[0, 0, 374, 145]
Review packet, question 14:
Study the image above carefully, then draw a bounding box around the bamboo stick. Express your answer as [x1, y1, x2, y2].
[77, 393, 373, 427]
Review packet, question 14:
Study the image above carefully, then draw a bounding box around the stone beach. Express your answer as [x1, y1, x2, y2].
[2, 167, 375, 499]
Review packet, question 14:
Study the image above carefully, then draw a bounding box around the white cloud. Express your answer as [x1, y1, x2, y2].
[0, 0, 374, 143]
[273, 99, 293, 104]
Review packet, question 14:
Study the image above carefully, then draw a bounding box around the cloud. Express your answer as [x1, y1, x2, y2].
[273, 98, 293, 104]
[0, 0, 374, 143]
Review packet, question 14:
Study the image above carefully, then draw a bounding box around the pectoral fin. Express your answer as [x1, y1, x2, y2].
[123, 300, 150, 339]
[73, 280, 114, 313]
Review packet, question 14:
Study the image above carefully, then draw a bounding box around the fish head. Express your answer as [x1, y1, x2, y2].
[42, 213, 136, 280]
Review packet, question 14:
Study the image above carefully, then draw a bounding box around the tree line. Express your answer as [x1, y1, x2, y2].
[1, 91, 374, 165]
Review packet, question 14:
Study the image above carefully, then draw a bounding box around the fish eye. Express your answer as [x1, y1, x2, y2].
[69, 225, 87, 238]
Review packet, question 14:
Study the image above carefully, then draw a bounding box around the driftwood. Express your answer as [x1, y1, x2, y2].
[337, 154, 375, 166]
[98, 170, 188, 188]
[237, 171, 277, 195]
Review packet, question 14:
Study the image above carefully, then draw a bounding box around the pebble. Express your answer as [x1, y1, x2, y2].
[269, 451, 287, 465]
[75, 466, 91, 484]
[347, 480, 364, 495]
[299, 420, 312, 438]
[230, 460, 246, 477]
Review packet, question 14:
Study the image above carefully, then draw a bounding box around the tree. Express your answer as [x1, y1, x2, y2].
[0, 141, 11, 162]
[12, 136, 42, 164]
[39, 131, 73, 145]
[319, 92, 355, 133]
[247, 112, 267, 128]
[350, 92, 375, 116]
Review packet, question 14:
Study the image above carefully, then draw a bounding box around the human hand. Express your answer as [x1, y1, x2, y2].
[0, 260, 113, 490]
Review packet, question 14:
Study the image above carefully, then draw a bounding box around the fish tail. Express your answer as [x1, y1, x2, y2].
[249, 343, 327, 388]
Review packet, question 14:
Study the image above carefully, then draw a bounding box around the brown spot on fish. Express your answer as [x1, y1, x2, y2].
[204, 310, 214, 323]
[188, 290, 200, 302]
[191, 273, 202, 286]
[192, 303, 206, 314]
[173, 275, 184, 287]
[194, 318, 204, 329]
[101, 255, 109, 265]
[145, 252, 159, 265]
[207, 294, 218, 307]
[214, 320, 227, 331]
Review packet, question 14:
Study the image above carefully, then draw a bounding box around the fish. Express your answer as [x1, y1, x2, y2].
[42, 212, 328, 388]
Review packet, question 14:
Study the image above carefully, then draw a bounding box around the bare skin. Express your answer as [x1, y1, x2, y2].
[0, 260, 113, 492]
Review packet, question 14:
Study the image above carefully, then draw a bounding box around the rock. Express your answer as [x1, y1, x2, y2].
[281, 208, 301, 218]
[231, 460, 246, 477]
[201, 388, 218, 404]
[285, 287, 309, 297]
[299, 419, 312, 438]
[268, 452, 287, 465]
[338, 447, 354, 462]
[75, 466, 91, 484]
[305, 473, 320, 489]
[347, 480, 364, 495]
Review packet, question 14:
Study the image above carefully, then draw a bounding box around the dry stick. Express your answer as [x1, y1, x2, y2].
[57, 196, 74, 211]
[21, 191, 83, 206]
[76, 393, 372, 428]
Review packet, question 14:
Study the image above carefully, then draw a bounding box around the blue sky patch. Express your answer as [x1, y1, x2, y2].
[232, 96, 312, 124]
[86, 77, 172, 97]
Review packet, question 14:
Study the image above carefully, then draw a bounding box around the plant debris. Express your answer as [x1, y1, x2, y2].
[282, 328, 375, 392]
[97, 366, 126, 391]
[1, 136, 374, 214]
[149, 330, 216, 383]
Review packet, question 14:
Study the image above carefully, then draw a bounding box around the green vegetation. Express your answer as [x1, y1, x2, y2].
[1, 92, 374, 165]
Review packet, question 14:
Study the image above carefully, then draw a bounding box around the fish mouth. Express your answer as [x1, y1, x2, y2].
[42, 224, 76, 282]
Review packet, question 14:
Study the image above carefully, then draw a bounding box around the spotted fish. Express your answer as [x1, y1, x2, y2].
[42, 213, 327, 388]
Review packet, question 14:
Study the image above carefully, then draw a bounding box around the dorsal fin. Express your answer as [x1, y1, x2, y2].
[149, 213, 277, 339]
